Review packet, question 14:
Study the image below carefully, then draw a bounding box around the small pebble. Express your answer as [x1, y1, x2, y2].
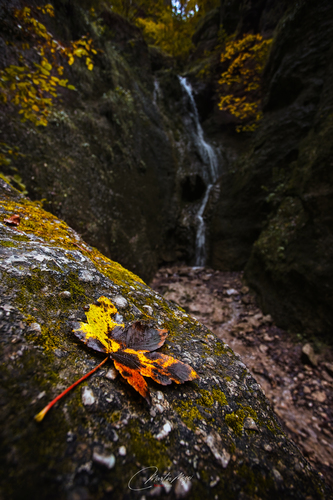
[105, 367, 118, 380]
[142, 305, 153, 315]
[118, 446, 126, 456]
[155, 421, 172, 440]
[78, 270, 94, 282]
[243, 417, 259, 431]
[29, 323, 41, 334]
[93, 450, 115, 469]
[82, 386, 95, 406]
[113, 296, 128, 308]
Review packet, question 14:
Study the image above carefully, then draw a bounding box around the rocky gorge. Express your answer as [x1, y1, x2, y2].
[1, 0, 333, 341]
[1, 0, 333, 497]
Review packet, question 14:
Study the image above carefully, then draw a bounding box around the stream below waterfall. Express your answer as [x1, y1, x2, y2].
[178, 77, 219, 266]
[151, 265, 333, 487]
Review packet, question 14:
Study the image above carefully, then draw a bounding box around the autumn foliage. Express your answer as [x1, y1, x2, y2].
[0, 4, 97, 126]
[35, 296, 198, 420]
[109, 0, 220, 60]
[218, 34, 272, 132]
[73, 296, 198, 403]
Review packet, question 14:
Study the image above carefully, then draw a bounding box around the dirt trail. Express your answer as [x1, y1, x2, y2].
[151, 265, 333, 488]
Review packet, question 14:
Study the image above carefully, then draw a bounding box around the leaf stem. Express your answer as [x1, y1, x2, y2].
[34, 356, 109, 422]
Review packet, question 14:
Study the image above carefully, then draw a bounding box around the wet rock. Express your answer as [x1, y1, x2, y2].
[155, 421, 172, 441]
[210, 0, 333, 343]
[29, 322, 41, 334]
[78, 271, 94, 283]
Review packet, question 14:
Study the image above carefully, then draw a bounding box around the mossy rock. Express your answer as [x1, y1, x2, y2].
[0, 179, 328, 499]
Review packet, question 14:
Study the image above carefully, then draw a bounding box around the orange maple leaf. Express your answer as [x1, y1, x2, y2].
[73, 296, 198, 403]
[34, 296, 198, 422]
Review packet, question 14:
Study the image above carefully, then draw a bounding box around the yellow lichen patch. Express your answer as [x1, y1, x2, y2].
[0, 197, 146, 287]
[73, 296, 124, 352]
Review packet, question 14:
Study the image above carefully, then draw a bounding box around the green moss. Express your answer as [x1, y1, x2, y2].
[174, 386, 228, 430]
[0, 172, 14, 185]
[213, 340, 233, 357]
[174, 400, 203, 430]
[212, 387, 228, 405]
[66, 272, 87, 300]
[128, 421, 171, 470]
[225, 410, 246, 436]
[11, 233, 30, 242]
[110, 410, 121, 423]
[1, 241, 18, 248]
[254, 196, 306, 268]
[197, 389, 214, 407]
[225, 405, 258, 436]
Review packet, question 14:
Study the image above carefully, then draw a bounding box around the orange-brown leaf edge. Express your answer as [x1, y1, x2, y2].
[111, 348, 198, 387]
[113, 360, 151, 404]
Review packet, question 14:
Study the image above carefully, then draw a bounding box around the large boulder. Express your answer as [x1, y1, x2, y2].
[0, 180, 328, 499]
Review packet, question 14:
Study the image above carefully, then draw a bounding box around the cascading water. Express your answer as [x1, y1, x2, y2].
[178, 76, 219, 266]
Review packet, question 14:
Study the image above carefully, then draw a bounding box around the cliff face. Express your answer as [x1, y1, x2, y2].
[207, 0, 333, 340]
[0, 178, 328, 500]
[0, 1, 220, 283]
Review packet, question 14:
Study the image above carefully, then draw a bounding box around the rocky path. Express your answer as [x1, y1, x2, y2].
[151, 265, 333, 488]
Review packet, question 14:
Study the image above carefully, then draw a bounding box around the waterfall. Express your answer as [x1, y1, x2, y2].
[178, 76, 219, 266]
[153, 79, 161, 107]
